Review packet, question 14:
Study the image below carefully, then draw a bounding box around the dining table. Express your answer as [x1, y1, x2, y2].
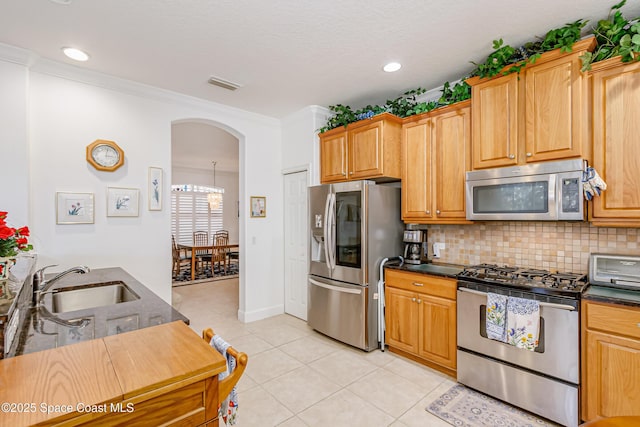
[178, 243, 239, 280]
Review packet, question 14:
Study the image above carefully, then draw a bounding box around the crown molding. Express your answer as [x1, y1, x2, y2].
[0, 42, 38, 66]
[0, 42, 280, 128]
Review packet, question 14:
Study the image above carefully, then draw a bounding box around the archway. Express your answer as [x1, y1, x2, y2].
[170, 118, 245, 319]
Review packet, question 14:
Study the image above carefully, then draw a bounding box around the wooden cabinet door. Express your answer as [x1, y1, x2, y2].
[385, 287, 419, 354]
[470, 73, 519, 169]
[402, 117, 433, 220]
[583, 329, 640, 421]
[524, 52, 586, 162]
[349, 120, 383, 179]
[590, 59, 640, 224]
[320, 131, 348, 183]
[433, 103, 471, 220]
[417, 294, 457, 369]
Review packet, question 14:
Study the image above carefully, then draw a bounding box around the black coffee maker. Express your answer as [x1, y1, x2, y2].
[403, 230, 428, 265]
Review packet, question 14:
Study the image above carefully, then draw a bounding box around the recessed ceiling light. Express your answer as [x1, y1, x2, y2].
[62, 47, 90, 62]
[383, 62, 402, 72]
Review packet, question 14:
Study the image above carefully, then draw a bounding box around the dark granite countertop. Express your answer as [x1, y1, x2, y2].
[0, 256, 36, 318]
[582, 284, 640, 308]
[15, 267, 188, 356]
[385, 261, 465, 279]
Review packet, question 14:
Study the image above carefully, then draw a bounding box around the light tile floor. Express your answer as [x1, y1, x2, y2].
[172, 278, 456, 427]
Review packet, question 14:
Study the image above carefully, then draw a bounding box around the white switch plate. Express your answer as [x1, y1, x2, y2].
[433, 242, 446, 258]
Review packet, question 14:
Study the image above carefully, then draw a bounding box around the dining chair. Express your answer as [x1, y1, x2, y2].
[213, 230, 232, 271]
[211, 233, 229, 275]
[171, 235, 190, 278]
[193, 231, 210, 274]
[214, 229, 229, 239]
[202, 328, 248, 424]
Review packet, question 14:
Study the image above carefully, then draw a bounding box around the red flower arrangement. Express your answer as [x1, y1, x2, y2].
[0, 211, 33, 258]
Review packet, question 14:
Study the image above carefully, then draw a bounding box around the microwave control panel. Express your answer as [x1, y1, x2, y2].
[561, 177, 580, 213]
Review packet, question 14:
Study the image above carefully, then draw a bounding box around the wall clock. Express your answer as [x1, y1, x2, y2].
[86, 139, 124, 172]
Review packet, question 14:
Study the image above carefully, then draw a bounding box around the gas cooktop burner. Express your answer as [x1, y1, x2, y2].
[458, 264, 588, 297]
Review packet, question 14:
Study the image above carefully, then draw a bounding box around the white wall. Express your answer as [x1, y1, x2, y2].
[281, 105, 331, 184]
[0, 57, 29, 226]
[172, 166, 240, 243]
[1, 49, 283, 322]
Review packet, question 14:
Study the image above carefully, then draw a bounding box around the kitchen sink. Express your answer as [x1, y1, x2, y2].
[50, 281, 140, 313]
[405, 263, 463, 276]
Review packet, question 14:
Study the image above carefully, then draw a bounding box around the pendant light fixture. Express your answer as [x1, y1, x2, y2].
[208, 161, 223, 209]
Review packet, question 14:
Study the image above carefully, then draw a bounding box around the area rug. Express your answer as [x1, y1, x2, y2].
[172, 274, 238, 287]
[426, 384, 558, 427]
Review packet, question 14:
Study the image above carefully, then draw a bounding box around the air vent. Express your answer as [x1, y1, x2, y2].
[207, 76, 243, 91]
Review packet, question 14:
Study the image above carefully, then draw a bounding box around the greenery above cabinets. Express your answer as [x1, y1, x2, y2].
[318, 0, 640, 134]
[470, 20, 587, 79]
[317, 82, 471, 133]
[580, 0, 640, 70]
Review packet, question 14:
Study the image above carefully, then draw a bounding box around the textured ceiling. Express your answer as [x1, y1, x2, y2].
[2, 0, 639, 121]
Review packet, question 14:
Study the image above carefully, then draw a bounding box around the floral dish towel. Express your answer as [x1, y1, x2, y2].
[486, 293, 507, 342]
[210, 334, 239, 425]
[505, 296, 540, 351]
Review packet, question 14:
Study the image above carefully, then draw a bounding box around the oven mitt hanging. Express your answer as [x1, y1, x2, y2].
[582, 166, 607, 201]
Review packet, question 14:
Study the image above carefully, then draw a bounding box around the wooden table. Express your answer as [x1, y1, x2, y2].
[0, 321, 226, 426]
[178, 243, 239, 280]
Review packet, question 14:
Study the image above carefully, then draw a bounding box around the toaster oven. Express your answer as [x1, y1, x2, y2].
[589, 253, 640, 291]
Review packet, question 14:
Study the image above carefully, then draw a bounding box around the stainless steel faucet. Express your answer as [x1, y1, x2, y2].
[33, 264, 90, 305]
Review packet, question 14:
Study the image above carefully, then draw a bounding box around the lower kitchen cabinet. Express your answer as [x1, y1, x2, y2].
[581, 300, 640, 422]
[385, 269, 457, 377]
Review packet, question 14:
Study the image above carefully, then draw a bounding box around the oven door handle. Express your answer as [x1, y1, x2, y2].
[457, 287, 577, 311]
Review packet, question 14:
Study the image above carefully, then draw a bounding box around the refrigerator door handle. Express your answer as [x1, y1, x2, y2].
[323, 192, 332, 270]
[309, 278, 362, 295]
[328, 193, 337, 269]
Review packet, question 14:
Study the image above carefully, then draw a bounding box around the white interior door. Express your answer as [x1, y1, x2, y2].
[284, 170, 308, 320]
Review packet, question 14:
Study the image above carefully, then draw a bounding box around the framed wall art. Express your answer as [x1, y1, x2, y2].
[107, 187, 139, 217]
[148, 167, 163, 211]
[56, 192, 95, 224]
[250, 196, 266, 218]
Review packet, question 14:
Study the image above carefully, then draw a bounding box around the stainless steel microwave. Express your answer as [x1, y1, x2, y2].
[465, 159, 585, 221]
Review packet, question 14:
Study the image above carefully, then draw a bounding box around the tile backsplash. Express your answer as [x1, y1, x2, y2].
[425, 222, 640, 274]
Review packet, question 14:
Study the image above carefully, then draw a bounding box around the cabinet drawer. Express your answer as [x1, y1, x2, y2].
[385, 269, 456, 300]
[77, 380, 209, 427]
[585, 301, 640, 340]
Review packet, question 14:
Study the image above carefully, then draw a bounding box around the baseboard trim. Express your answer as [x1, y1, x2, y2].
[238, 304, 284, 323]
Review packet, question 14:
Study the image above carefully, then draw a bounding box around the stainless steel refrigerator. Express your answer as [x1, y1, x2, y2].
[307, 180, 403, 351]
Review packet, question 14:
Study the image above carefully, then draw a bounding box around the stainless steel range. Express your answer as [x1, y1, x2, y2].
[456, 264, 588, 427]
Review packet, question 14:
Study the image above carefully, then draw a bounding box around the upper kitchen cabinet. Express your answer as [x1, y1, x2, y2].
[466, 71, 519, 169]
[319, 113, 402, 183]
[589, 57, 640, 227]
[402, 101, 472, 224]
[466, 37, 595, 169]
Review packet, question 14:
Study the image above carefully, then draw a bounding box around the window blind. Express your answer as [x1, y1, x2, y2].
[171, 188, 223, 245]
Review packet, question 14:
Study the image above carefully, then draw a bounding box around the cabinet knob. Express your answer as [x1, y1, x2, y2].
[526, 152, 532, 157]
[412, 282, 424, 287]
[426, 210, 430, 214]
[342, 172, 346, 176]
[417, 299, 422, 304]
[509, 154, 515, 159]
[436, 210, 441, 215]
[412, 297, 416, 302]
